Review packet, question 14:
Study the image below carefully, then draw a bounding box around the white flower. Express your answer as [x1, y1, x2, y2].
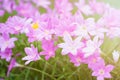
[112, 50, 120, 63]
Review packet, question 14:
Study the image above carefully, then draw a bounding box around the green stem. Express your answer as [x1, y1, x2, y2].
[18, 65, 57, 80]
[108, 41, 120, 54]
[42, 61, 47, 80]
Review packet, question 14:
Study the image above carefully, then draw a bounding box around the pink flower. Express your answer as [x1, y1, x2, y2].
[0, 10, 4, 16]
[1, 0, 16, 13]
[90, 27, 108, 39]
[6, 16, 32, 34]
[86, 53, 104, 70]
[69, 51, 85, 66]
[16, 2, 39, 18]
[0, 48, 12, 62]
[58, 32, 83, 55]
[92, 64, 114, 80]
[22, 45, 40, 65]
[7, 58, 20, 77]
[54, 14, 76, 36]
[55, 0, 73, 14]
[106, 27, 120, 38]
[27, 21, 54, 42]
[73, 18, 96, 39]
[0, 33, 17, 52]
[0, 23, 8, 34]
[100, 7, 120, 27]
[75, 0, 93, 15]
[89, 0, 108, 15]
[40, 39, 57, 60]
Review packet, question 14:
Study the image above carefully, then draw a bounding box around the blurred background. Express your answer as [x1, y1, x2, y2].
[99, 0, 120, 9]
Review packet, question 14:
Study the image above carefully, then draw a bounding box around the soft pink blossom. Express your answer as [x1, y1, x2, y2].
[69, 51, 85, 66]
[75, 0, 93, 15]
[0, 33, 17, 52]
[7, 58, 20, 76]
[40, 39, 57, 60]
[58, 32, 83, 55]
[92, 64, 114, 80]
[82, 37, 102, 57]
[0, 48, 12, 62]
[22, 45, 40, 65]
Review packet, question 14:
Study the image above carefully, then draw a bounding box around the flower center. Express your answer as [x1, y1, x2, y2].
[99, 69, 104, 75]
[32, 22, 39, 30]
[77, 58, 81, 62]
[5, 41, 9, 46]
[45, 30, 49, 35]
[92, 58, 96, 63]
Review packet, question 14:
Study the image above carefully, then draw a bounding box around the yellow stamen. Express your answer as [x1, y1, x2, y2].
[32, 22, 39, 30]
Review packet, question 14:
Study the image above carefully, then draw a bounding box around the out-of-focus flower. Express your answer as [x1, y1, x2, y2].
[73, 18, 96, 39]
[69, 51, 85, 66]
[82, 37, 102, 58]
[86, 53, 104, 70]
[100, 8, 120, 28]
[6, 16, 32, 34]
[1, 0, 16, 13]
[0, 10, 4, 16]
[40, 39, 57, 60]
[106, 27, 120, 38]
[0, 33, 17, 52]
[0, 48, 12, 62]
[32, 0, 51, 9]
[55, 0, 73, 14]
[89, 0, 108, 15]
[75, 0, 93, 15]
[92, 64, 114, 80]
[90, 27, 108, 39]
[112, 50, 120, 63]
[22, 45, 41, 65]
[7, 58, 21, 76]
[16, 2, 39, 18]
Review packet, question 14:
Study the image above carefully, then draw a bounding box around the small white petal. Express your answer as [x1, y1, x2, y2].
[112, 50, 120, 63]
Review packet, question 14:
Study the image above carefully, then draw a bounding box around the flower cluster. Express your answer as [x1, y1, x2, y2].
[1, 0, 120, 79]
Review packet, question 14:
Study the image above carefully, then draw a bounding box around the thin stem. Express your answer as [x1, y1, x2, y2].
[18, 65, 57, 80]
[42, 61, 47, 80]
[108, 41, 120, 54]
